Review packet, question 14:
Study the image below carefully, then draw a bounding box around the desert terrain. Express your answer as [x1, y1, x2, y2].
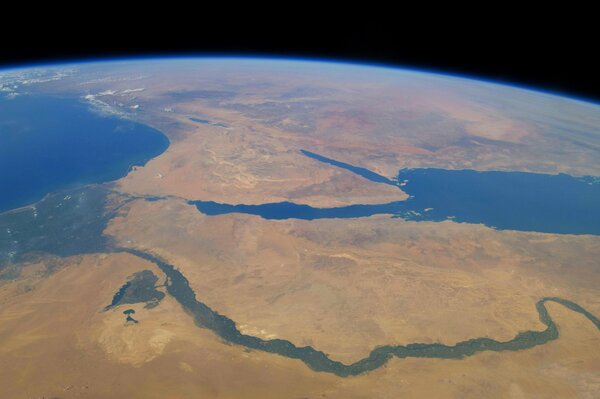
[0, 60, 599, 398]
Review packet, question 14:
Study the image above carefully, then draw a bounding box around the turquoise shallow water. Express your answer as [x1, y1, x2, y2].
[0, 95, 169, 213]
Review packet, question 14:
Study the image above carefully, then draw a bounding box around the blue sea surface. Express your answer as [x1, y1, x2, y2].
[395, 168, 600, 234]
[0, 95, 169, 213]
[193, 200, 409, 220]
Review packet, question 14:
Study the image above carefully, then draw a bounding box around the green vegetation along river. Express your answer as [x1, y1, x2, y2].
[118, 248, 600, 377]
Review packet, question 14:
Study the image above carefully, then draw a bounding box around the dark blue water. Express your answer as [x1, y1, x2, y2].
[0, 95, 169, 213]
[395, 168, 600, 235]
[189, 117, 228, 128]
[107, 282, 131, 309]
[193, 200, 409, 220]
[191, 153, 600, 235]
[301, 150, 396, 186]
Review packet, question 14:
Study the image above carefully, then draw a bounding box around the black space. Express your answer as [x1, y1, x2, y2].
[1, 13, 597, 102]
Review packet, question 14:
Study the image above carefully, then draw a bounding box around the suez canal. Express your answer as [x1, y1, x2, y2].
[115, 247, 600, 377]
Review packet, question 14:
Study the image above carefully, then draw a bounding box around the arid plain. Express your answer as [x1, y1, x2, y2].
[0, 60, 599, 398]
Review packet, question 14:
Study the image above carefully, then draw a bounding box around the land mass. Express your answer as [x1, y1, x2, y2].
[1, 59, 600, 398]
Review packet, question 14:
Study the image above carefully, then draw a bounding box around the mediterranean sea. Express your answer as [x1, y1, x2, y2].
[0, 95, 169, 213]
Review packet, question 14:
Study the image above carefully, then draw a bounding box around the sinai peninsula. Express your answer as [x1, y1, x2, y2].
[0, 58, 599, 398]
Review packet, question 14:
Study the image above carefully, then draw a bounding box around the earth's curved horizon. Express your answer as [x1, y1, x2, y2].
[1, 58, 599, 398]
[2, 56, 600, 107]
